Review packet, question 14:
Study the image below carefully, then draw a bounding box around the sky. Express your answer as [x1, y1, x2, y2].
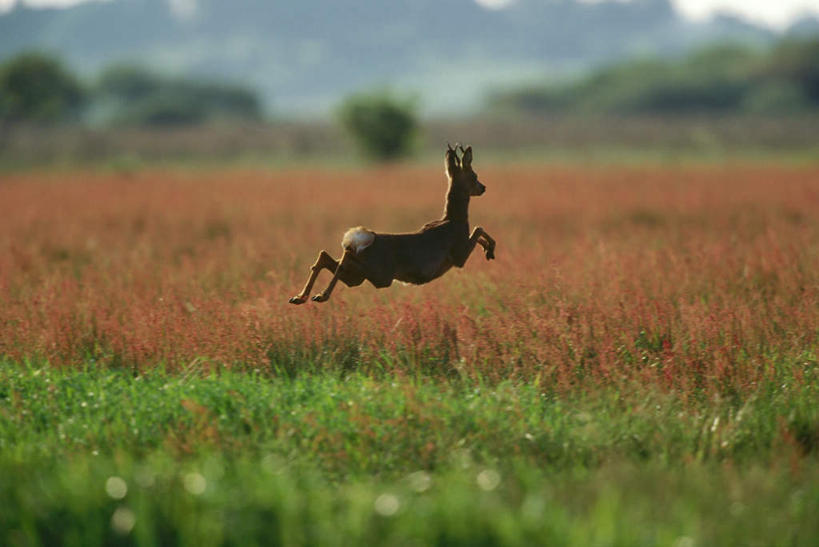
[1, 0, 819, 30]
[673, 0, 819, 28]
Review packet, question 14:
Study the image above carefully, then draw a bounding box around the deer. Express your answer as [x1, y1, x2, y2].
[288, 144, 496, 304]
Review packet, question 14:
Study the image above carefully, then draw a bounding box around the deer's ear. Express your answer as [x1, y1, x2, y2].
[461, 146, 473, 169]
[445, 149, 460, 177]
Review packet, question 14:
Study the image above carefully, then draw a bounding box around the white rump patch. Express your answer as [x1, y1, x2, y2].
[342, 226, 375, 254]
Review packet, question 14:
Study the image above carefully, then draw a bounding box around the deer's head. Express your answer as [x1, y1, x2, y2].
[446, 144, 485, 197]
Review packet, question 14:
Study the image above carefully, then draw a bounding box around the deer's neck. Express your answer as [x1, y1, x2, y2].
[443, 186, 470, 223]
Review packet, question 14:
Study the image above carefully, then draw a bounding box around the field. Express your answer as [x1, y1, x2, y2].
[2, 159, 819, 544]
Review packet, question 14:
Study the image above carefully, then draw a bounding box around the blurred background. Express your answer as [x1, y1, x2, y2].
[1, 0, 818, 166]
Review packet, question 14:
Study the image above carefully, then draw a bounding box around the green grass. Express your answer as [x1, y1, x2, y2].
[1, 361, 818, 545]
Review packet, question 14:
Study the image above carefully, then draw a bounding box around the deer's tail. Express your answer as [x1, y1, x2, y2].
[342, 226, 375, 255]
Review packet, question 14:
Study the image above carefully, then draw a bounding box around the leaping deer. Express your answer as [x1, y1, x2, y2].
[289, 144, 496, 304]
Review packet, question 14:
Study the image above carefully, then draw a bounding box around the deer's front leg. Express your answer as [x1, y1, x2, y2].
[471, 227, 496, 260]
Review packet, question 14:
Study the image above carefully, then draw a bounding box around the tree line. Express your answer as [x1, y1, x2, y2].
[0, 52, 262, 126]
[0, 51, 421, 160]
[489, 37, 819, 116]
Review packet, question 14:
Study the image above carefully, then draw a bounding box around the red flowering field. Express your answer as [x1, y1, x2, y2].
[2, 162, 818, 395]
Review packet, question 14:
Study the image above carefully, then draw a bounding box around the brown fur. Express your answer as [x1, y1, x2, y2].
[289, 144, 496, 304]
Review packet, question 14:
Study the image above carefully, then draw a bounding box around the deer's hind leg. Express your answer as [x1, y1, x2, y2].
[289, 250, 339, 305]
[311, 250, 366, 303]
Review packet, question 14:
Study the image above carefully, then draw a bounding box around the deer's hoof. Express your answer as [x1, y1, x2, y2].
[485, 249, 495, 260]
[289, 296, 306, 305]
[311, 294, 328, 303]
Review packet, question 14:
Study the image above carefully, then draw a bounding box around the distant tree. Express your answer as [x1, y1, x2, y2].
[0, 52, 85, 124]
[94, 65, 262, 127]
[337, 90, 418, 160]
[96, 65, 161, 102]
[761, 38, 819, 105]
[743, 82, 811, 114]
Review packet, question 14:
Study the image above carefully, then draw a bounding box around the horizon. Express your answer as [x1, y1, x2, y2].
[0, 0, 818, 31]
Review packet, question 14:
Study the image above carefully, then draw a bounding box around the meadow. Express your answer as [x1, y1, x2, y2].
[1, 159, 819, 544]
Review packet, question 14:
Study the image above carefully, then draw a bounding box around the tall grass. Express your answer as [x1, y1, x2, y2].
[4, 448, 816, 546]
[2, 164, 819, 395]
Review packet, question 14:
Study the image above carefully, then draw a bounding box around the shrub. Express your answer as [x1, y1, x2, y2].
[337, 90, 418, 160]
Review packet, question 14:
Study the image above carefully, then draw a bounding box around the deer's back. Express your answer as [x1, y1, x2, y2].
[358, 220, 468, 286]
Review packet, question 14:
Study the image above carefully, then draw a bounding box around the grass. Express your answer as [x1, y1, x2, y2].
[2, 361, 817, 469]
[1, 363, 818, 545]
[2, 160, 819, 544]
